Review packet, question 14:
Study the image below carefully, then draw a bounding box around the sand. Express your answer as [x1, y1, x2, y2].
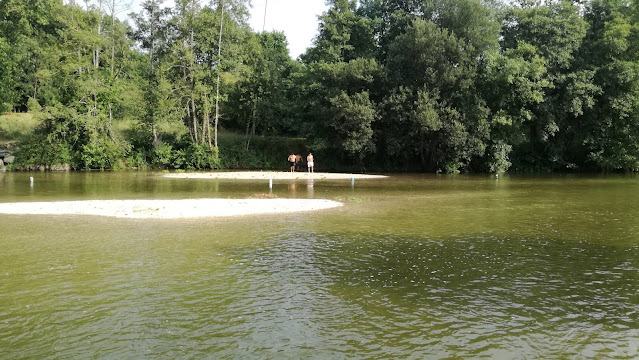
[0, 172, 379, 219]
[162, 171, 387, 180]
[0, 199, 342, 219]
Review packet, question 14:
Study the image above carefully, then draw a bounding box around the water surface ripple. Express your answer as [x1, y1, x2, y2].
[1, 173, 639, 358]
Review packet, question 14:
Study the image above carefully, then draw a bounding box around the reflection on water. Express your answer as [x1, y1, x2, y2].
[307, 179, 314, 198]
[1, 172, 639, 358]
[288, 182, 297, 195]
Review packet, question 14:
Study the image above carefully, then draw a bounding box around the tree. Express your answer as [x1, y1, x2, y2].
[479, 43, 551, 172]
[328, 91, 376, 161]
[576, 0, 639, 171]
[226, 31, 305, 150]
[302, 0, 377, 64]
[131, 0, 179, 146]
[379, 19, 489, 172]
[0, 36, 16, 113]
[500, 0, 590, 171]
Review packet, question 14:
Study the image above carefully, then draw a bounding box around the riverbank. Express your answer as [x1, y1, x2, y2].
[163, 171, 388, 180]
[0, 199, 342, 219]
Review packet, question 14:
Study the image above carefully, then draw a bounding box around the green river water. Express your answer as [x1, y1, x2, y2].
[1, 171, 638, 359]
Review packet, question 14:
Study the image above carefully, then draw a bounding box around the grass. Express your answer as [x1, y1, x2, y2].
[0, 112, 40, 142]
[0, 112, 308, 171]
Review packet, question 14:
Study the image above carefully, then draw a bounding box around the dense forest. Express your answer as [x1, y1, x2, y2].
[0, 0, 638, 172]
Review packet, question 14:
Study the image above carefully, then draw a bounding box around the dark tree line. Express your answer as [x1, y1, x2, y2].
[1, 0, 638, 172]
[297, 0, 639, 172]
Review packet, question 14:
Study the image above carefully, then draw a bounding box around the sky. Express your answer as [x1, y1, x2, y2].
[126, 0, 328, 59]
[249, 0, 328, 59]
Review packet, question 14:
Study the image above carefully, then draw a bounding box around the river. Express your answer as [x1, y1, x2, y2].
[1, 171, 638, 358]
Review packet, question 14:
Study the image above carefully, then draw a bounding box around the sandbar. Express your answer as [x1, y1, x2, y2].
[163, 171, 387, 180]
[0, 199, 342, 219]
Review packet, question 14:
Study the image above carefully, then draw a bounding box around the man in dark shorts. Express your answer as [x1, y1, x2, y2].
[288, 153, 297, 172]
[295, 154, 303, 171]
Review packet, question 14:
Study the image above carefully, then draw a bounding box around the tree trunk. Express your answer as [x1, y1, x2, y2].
[215, 73, 220, 148]
[251, 114, 256, 137]
[214, 0, 224, 148]
[245, 118, 251, 151]
[191, 95, 198, 143]
[201, 110, 207, 146]
[152, 125, 159, 145]
[94, 0, 103, 69]
[246, 95, 257, 151]
[204, 93, 212, 149]
[202, 94, 207, 146]
[108, 103, 113, 138]
[186, 99, 194, 141]
[150, 3, 155, 75]
[110, 0, 115, 74]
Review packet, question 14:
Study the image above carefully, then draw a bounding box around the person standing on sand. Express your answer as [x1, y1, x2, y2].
[288, 153, 296, 172]
[295, 154, 303, 171]
[307, 153, 314, 173]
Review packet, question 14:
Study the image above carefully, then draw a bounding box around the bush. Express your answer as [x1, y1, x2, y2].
[218, 131, 306, 170]
[184, 144, 220, 169]
[13, 132, 73, 170]
[150, 142, 221, 170]
[80, 133, 127, 169]
[152, 143, 175, 168]
[124, 150, 148, 169]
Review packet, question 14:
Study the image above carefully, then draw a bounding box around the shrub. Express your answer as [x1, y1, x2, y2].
[124, 150, 148, 169]
[218, 131, 306, 170]
[152, 143, 174, 168]
[80, 133, 127, 169]
[13, 132, 73, 169]
[185, 144, 221, 169]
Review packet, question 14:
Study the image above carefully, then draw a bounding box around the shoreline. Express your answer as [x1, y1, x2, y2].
[0, 199, 343, 219]
[162, 171, 388, 180]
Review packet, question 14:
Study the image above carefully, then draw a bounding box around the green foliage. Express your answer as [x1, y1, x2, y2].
[80, 133, 127, 170]
[11, 104, 129, 170]
[184, 144, 221, 169]
[0, 112, 39, 140]
[328, 91, 376, 157]
[226, 32, 304, 139]
[374, 18, 490, 172]
[0, 37, 15, 113]
[13, 132, 72, 170]
[152, 142, 176, 168]
[488, 141, 513, 173]
[124, 151, 148, 169]
[149, 142, 220, 170]
[12, 107, 76, 169]
[2, 0, 639, 173]
[502, 1, 588, 70]
[303, 0, 377, 63]
[218, 131, 306, 170]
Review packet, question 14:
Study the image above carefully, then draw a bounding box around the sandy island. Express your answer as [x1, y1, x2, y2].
[0, 172, 382, 219]
[163, 171, 387, 180]
[0, 199, 342, 219]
